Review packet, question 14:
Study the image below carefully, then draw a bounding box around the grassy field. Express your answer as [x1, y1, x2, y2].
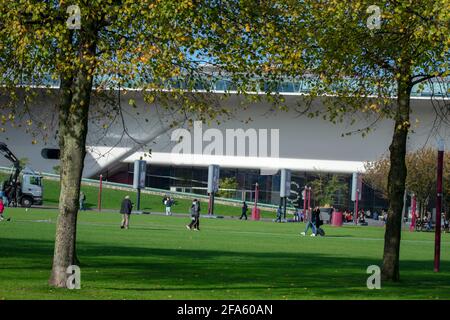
[1, 208, 449, 299]
[0, 171, 275, 217]
[38, 177, 275, 218]
[0, 171, 274, 218]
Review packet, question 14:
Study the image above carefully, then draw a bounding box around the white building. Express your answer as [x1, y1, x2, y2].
[0, 84, 448, 208]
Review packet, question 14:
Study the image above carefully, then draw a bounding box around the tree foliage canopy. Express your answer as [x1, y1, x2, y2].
[310, 174, 348, 207]
[0, 0, 281, 135]
[234, 0, 450, 131]
[364, 148, 450, 213]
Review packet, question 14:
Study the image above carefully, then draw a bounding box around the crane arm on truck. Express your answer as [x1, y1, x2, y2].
[0, 142, 23, 206]
[0, 142, 20, 165]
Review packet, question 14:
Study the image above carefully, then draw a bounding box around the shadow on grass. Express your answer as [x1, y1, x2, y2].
[0, 237, 449, 299]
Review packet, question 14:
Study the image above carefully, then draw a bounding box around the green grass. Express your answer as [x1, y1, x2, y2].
[40, 177, 274, 218]
[0, 171, 273, 218]
[1, 208, 450, 299]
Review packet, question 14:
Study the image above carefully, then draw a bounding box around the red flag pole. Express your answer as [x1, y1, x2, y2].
[254, 183, 259, 209]
[98, 174, 103, 212]
[251, 183, 260, 220]
[355, 189, 359, 225]
[434, 139, 444, 272]
[410, 194, 416, 232]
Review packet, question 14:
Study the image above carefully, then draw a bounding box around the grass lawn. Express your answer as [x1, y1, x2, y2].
[1, 208, 449, 299]
[40, 177, 275, 218]
[0, 171, 274, 218]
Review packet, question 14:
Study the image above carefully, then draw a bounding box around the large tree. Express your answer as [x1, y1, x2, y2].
[305, 1, 448, 281]
[0, 0, 265, 288]
[235, 0, 449, 281]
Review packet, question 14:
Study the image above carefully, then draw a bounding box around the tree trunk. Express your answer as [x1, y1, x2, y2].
[49, 27, 97, 287]
[381, 78, 412, 282]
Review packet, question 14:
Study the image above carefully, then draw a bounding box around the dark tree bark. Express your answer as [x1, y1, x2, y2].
[381, 76, 412, 282]
[49, 25, 97, 288]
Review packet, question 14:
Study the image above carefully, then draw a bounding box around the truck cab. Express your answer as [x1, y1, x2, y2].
[20, 168, 43, 207]
[0, 142, 44, 207]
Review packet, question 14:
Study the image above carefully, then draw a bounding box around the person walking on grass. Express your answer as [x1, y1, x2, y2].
[165, 197, 174, 216]
[301, 206, 319, 237]
[0, 198, 10, 222]
[79, 191, 86, 211]
[275, 205, 283, 222]
[120, 195, 133, 229]
[186, 199, 201, 231]
[240, 201, 248, 220]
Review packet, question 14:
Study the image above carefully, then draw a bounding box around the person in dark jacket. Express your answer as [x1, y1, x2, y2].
[315, 207, 326, 236]
[79, 191, 86, 211]
[314, 207, 322, 226]
[187, 199, 201, 231]
[275, 205, 283, 222]
[120, 195, 133, 229]
[240, 201, 248, 220]
[165, 197, 174, 216]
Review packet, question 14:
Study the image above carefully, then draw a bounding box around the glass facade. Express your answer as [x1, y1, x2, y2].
[22, 76, 449, 98]
[104, 163, 388, 212]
